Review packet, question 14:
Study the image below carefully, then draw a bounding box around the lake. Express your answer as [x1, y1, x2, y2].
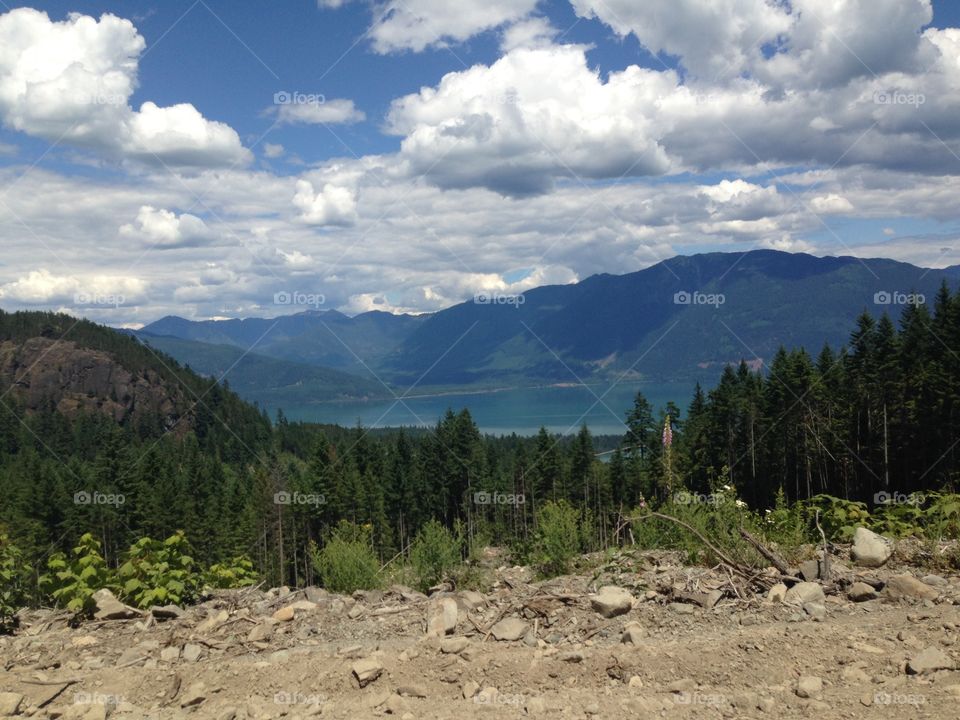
[278, 381, 696, 436]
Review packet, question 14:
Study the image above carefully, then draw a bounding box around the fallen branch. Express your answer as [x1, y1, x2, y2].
[739, 528, 791, 576]
[630, 512, 753, 579]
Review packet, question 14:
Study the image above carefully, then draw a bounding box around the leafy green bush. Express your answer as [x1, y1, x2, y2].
[117, 531, 201, 608]
[631, 486, 760, 567]
[801, 495, 870, 541]
[205, 555, 259, 589]
[42, 533, 114, 615]
[1, 535, 31, 632]
[409, 520, 461, 592]
[534, 500, 581, 577]
[760, 488, 815, 561]
[312, 521, 381, 594]
[922, 493, 960, 539]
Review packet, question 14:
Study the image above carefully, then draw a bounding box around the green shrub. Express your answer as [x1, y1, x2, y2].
[117, 531, 201, 608]
[204, 555, 258, 589]
[41, 533, 114, 615]
[534, 500, 580, 577]
[800, 495, 870, 541]
[631, 486, 760, 567]
[312, 521, 381, 594]
[1, 535, 30, 632]
[409, 520, 461, 592]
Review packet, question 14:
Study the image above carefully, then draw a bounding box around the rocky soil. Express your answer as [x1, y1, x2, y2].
[2, 539, 960, 719]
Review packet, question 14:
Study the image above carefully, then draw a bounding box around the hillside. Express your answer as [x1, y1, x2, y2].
[0, 309, 271, 450]
[133, 333, 391, 408]
[143, 250, 960, 390]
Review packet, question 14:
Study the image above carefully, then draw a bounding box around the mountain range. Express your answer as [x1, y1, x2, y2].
[137, 250, 960, 408]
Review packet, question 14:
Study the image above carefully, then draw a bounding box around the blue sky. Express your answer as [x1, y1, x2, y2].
[2, 0, 960, 325]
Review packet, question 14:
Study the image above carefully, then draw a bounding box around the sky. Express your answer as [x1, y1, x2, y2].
[2, 0, 960, 327]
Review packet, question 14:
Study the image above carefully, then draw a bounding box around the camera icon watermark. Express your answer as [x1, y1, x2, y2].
[274, 491, 325, 507]
[74, 692, 125, 706]
[74, 291, 126, 308]
[474, 291, 525, 308]
[873, 290, 924, 306]
[74, 491, 125, 507]
[673, 290, 725, 308]
[873, 90, 925, 109]
[874, 691, 926, 707]
[873, 491, 925, 506]
[473, 689, 525, 706]
[673, 491, 722, 506]
[676, 691, 726, 706]
[274, 691, 326, 706]
[274, 290, 325, 309]
[274, 91, 325, 106]
[473, 491, 525, 506]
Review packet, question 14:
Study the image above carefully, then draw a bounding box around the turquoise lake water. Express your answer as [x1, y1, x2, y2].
[279, 381, 696, 436]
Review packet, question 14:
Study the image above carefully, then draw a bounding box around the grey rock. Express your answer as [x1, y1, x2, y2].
[784, 582, 825, 606]
[885, 574, 940, 601]
[426, 597, 458, 637]
[182, 643, 202, 663]
[848, 582, 878, 602]
[91, 588, 138, 621]
[850, 527, 892, 568]
[795, 675, 823, 698]
[490, 617, 528, 641]
[621, 621, 646, 644]
[352, 658, 383, 687]
[590, 586, 633, 618]
[180, 682, 207, 707]
[907, 646, 955, 674]
[0, 693, 24, 716]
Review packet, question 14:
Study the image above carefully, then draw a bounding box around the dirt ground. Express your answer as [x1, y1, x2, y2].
[2, 544, 960, 719]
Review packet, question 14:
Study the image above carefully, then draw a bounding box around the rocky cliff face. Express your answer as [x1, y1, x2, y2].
[0, 337, 189, 430]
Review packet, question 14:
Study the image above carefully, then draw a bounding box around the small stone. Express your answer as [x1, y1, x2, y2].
[91, 588, 138, 620]
[353, 658, 384, 687]
[798, 560, 822, 581]
[921, 574, 948, 587]
[621, 621, 646, 644]
[160, 646, 181, 663]
[490, 617, 528, 641]
[906, 646, 955, 675]
[272, 606, 295, 622]
[397, 685, 427, 698]
[462, 680, 480, 699]
[458, 590, 486, 610]
[559, 650, 584, 663]
[767, 583, 787, 604]
[348, 604, 365, 619]
[784, 582, 825, 606]
[180, 682, 207, 707]
[440, 637, 469, 654]
[590, 585, 634, 618]
[182, 643, 202, 663]
[246, 622, 274, 642]
[668, 602, 695, 615]
[795, 675, 823, 699]
[847, 582, 878, 602]
[0, 693, 24, 716]
[196, 609, 229, 633]
[885, 574, 940, 601]
[526, 697, 547, 714]
[802, 602, 826, 621]
[426, 597, 459, 637]
[851, 527, 892, 568]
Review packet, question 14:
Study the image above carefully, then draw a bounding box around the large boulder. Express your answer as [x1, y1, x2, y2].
[784, 582, 825, 607]
[490, 617, 528, 641]
[590, 586, 634, 618]
[884, 574, 940, 601]
[850, 527, 892, 568]
[426, 597, 459, 637]
[907, 647, 955, 674]
[91, 588, 138, 621]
